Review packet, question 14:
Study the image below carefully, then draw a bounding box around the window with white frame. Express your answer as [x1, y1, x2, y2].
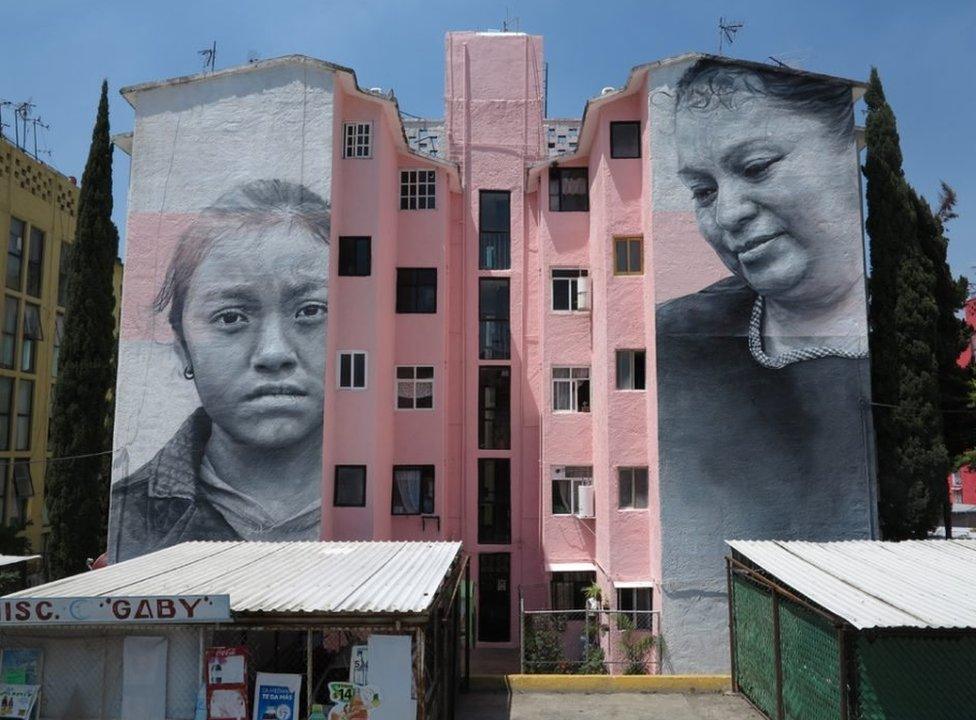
[396, 366, 434, 409]
[344, 122, 372, 158]
[618, 466, 649, 509]
[400, 169, 436, 210]
[552, 269, 589, 312]
[616, 349, 646, 390]
[551, 466, 593, 515]
[338, 351, 367, 389]
[616, 586, 653, 629]
[552, 367, 590, 413]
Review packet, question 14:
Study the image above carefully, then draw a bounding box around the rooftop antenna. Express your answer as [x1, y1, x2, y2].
[0, 100, 12, 141]
[247, 49, 261, 64]
[30, 117, 49, 161]
[502, 6, 520, 32]
[718, 17, 744, 55]
[199, 41, 217, 73]
[768, 55, 790, 69]
[14, 101, 34, 151]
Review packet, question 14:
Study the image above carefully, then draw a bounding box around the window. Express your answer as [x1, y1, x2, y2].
[618, 467, 649, 509]
[334, 465, 366, 507]
[15, 380, 32, 451]
[551, 269, 589, 312]
[57, 243, 69, 306]
[400, 169, 436, 210]
[614, 236, 643, 275]
[343, 122, 372, 158]
[51, 314, 64, 377]
[21, 304, 42, 374]
[479, 278, 510, 360]
[338, 351, 367, 389]
[338, 236, 371, 276]
[478, 458, 511, 545]
[25, 227, 44, 297]
[479, 367, 510, 450]
[610, 121, 641, 159]
[396, 366, 434, 409]
[552, 367, 590, 413]
[0, 378, 11, 451]
[548, 167, 589, 212]
[396, 268, 437, 313]
[617, 587, 653, 629]
[11, 462, 31, 527]
[0, 460, 7, 521]
[1, 297, 16, 370]
[392, 465, 435, 515]
[616, 349, 646, 390]
[6, 218, 24, 290]
[551, 466, 593, 515]
[479, 190, 510, 270]
[551, 571, 595, 610]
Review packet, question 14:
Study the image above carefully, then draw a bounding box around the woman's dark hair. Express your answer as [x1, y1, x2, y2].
[675, 58, 855, 141]
[153, 179, 331, 345]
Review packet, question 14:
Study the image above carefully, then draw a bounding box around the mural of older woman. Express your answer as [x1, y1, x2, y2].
[109, 179, 330, 562]
[654, 60, 877, 669]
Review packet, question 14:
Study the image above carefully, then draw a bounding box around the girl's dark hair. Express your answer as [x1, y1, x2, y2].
[675, 58, 854, 141]
[153, 179, 331, 345]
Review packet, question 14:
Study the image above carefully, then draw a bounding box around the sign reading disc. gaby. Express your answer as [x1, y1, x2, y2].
[0, 595, 230, 625]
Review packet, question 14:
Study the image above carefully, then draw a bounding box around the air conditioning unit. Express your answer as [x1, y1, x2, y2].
[576, 484, 595, 519]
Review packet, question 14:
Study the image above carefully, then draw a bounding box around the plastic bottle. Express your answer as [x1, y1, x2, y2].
[308, 705, 327, 720]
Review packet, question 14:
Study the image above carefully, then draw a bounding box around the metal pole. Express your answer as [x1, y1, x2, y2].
[726, 556, 739, 692]
[463, 559, 471, 691]
[306, 629, 313, 712]
[519, 595, 525, 674]
[772, 590, 784, 720]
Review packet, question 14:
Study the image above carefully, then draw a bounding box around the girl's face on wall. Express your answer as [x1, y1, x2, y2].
[675, 88, 862, 309]
[179, 222, 329, 449]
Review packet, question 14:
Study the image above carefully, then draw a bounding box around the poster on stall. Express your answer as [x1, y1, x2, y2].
[252, 673, 301, 720]
[0, 684, 39, 718]
[208, 647, 247, 686]
[0, 650, 42, 686]
[349, 646, 368, 687]
[327, 683, 380, 720]
[206, 647, 249, 720]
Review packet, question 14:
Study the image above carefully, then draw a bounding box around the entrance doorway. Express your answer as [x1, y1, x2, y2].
[478, 552, 510, 642]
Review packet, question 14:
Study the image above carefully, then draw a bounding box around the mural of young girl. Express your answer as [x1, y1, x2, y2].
[109, 179, 330, 562]
[654, 59, 877, 670]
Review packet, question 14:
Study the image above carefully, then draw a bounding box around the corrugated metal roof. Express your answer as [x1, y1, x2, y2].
[0, 555, 40, 568]
[7, 541, 462, 617]
[728, 539, 976, 630]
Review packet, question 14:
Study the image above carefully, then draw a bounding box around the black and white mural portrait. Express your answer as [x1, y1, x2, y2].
[650, 58, 878, 672]
[108, 60, 335, 562]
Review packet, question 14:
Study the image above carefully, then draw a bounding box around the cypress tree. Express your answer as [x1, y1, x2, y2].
[45, 81, 119, 578]
[865, 68, 949, 539]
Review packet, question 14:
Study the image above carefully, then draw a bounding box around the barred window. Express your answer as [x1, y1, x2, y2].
[343, 122, 372, 159]
[400, 169, 436, 210]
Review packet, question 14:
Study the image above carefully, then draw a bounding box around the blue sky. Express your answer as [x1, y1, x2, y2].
[6, 0, 975, 279]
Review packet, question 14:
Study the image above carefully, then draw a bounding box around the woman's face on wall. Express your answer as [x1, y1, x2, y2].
[675, 87, 862, 307]
[178, 222, 329, 449]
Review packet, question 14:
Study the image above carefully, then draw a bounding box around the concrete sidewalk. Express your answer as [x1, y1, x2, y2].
[457, 691, 763, 719]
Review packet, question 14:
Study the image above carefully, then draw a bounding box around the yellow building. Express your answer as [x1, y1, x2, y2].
[0, 136, 120, 559]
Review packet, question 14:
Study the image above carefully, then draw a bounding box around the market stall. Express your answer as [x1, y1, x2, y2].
[0, 540, 466, 720]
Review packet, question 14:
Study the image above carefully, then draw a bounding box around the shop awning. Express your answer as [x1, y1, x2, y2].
[612, 580, 654, 589]
[5, 541, 463, 622]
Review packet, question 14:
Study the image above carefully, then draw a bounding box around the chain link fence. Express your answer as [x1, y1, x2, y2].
[520, 605, 660, 675]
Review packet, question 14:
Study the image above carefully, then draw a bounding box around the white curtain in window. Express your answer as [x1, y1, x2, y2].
[416, 381, 433, 399]
[395, 468, 421, 513]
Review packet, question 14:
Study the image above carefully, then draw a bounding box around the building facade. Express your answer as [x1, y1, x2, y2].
[111, 31, 877, 672]
[0, 137, 77, 557]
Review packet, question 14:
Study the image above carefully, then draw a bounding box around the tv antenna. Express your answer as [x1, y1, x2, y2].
[199, 41, 217, 73]
[30, 117, 49, 161]
[502, 7, 520, 32]
[14, 101, 35, 151]
[0, 100, 13, 141]
[768, 56, 791, 69]
[718, 17, 744, 55]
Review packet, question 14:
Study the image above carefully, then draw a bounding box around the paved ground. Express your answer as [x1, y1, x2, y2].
[457, 691, 763, 719]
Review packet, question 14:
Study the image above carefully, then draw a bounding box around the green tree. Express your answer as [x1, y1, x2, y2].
[864, 68, 948, 539]
[45, 81, 119, 577]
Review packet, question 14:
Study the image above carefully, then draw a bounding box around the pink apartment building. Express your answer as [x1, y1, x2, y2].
[111, 30, 877, 672]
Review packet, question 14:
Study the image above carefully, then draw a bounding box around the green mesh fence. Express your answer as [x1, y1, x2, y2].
[732, 575, 777, 718]
[779, 599, 840, 720]
[856, 634, 976, 720]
